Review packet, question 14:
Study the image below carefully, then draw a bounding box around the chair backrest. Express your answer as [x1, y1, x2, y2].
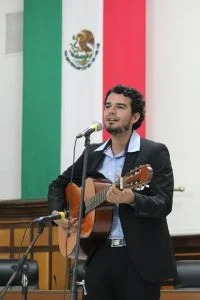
[0, 259, 39, 291]
[174, 260, 200, 289]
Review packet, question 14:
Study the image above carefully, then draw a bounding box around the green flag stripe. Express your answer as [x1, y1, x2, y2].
[22, 0, 62, 199]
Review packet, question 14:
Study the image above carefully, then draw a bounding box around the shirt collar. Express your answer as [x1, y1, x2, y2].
[95, 131, 140, 153]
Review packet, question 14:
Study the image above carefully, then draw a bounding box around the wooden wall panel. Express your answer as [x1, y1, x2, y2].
[34, 252, 49, 289]
[51, 252, 68, 290]
[52, 226, 59, 245]
[1, 199, 200, 291]
[14, 227, 30, 247]
[0, 254, 10, 259]
[33, 227, 49, 247]
[0, 200, 68, 290]
[0, 228, 10, 246]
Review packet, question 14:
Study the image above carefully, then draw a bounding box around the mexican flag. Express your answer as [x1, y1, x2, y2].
[22, 0, 145, 199]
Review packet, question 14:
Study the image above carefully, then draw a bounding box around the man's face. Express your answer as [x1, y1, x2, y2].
[103, 92, 139, 135]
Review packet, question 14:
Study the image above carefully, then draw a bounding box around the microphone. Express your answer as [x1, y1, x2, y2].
[32, 211, 66, 223]
[76, 121, 102, 138]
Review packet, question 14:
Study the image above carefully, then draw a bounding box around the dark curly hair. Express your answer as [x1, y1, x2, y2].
[104, 84, 145, 130]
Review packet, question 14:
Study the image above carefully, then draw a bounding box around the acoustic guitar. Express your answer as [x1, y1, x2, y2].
[58, 164, 153, 257]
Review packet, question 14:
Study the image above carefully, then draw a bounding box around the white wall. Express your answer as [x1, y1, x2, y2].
[0, 0, 23, 199]
[146, 0, 200, 235]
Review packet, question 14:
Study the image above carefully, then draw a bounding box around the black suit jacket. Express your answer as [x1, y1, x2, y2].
[48, 137, 177, 283]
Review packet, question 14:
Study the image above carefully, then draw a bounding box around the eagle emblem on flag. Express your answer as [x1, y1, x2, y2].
[64, 29, 100, 70]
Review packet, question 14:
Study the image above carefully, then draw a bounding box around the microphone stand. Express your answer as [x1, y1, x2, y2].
[21, 263, 29, 299]
[70, 134, 91, 300]
[0, 222, 46, 300]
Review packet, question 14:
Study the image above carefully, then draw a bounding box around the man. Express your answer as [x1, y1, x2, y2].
[48, 84, 177, 300]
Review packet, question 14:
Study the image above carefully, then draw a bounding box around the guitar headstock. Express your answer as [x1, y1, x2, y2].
[119, 164, 153, 190]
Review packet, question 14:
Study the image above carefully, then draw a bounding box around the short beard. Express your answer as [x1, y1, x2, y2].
[105, 123, 131, 135]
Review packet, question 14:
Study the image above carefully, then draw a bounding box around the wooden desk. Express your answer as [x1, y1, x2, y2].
[2, 290, 200, 300]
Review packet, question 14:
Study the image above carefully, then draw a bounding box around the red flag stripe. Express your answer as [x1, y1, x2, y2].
[103, 0, 146, 140]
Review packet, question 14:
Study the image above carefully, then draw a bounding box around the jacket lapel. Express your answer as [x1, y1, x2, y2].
[121, 151, 139, 176]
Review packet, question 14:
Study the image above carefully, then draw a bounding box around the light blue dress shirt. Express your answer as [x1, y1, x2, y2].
[95, 131, 140, 239]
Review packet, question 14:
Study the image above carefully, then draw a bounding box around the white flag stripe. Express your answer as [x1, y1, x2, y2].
[61, 0, 103, 172]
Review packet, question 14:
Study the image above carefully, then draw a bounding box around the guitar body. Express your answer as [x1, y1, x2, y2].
[58, 164, 153, 257]
[58, 178, 113, 257]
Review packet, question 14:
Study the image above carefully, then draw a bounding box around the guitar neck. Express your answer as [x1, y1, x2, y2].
[85, 185, 110, 215]
[83, 164, 152, 215]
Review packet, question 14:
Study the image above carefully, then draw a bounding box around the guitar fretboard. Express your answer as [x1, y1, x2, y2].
[85, 185, 111, 214]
